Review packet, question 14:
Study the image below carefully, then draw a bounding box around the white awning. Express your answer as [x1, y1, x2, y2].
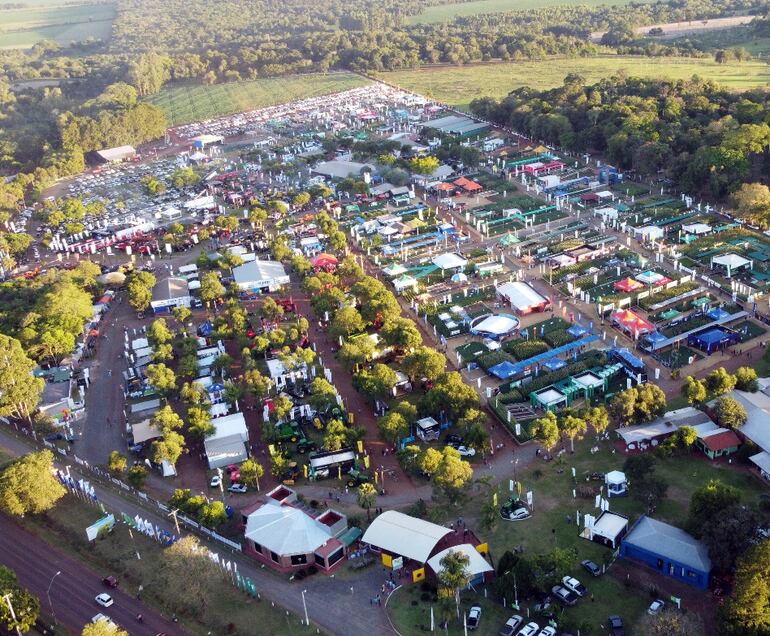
[427, 544, 493, 578]
[432, 253, 467, 270]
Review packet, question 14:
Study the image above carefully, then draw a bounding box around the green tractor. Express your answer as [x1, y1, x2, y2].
[346, 468, 371, 488]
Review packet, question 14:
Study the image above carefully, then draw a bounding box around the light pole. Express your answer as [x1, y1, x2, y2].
[301, 589, 309, 626]
[2, 593, 22, 636]
[46, 570, 61, 626]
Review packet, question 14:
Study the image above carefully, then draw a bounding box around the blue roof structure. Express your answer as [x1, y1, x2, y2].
[542, 358, 567, 372]
[506, 335, 599, 377]
[489, 360, 518, 380]
[645, 332, 666, 344]
[566, 324, 588, 338]
[609, 348, 644, 371]
[688, 327, 739, 354]
[706, 307, 731, 321]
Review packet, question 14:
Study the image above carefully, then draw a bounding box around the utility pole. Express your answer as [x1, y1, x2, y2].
[168, 509, 181, 534]
[301, 589, 309, 626]
[2, 593, 22, 636]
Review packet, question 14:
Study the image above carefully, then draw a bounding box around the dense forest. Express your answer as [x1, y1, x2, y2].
[470, 76, 770, 218]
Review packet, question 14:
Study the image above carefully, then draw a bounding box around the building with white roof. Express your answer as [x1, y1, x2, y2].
[232, 260, 290, 293]
[432, 253, 467, 271]
[615, 407, 713, 451]
[362, 510, 452, 564]
[204, 412, 249, 469]
[427, 544, 493, 586]
[496, 281, 551, 315]
[150, 277, 191, 314]
[711, 253, 753, 278]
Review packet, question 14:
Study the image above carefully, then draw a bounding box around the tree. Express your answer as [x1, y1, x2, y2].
[682, 376, 707, 405]
[82, 621, 128, 636]
[156, 535, 223, 615]
[126, 270, 156, 313]
[713, 396, 747, 429]
[171, 305, 191, 325]
[243, 369, 271, 399]
[436, 550, 471, 620]
[329, 306, 365, 338]
[530, 411, 559, 451]
[186, 405, 214, 439]
[701, 505, 761, 572]
[127, 465, 148, 488]
[239, 458, 264, 491]
[433, 447, 473, 503]
[583, 405, 609, 434]
[0, 450, 65, 516]
[352, 363, 397, 401]
[623, 454, 656, 482]
[323, 419, 348, 452]
[720, 540, 770, 634]
[401, 346, 446, 382]
[408, 155, 440, 175]
[150, 430, 185, 467]
[199, 271, 225, 305]
[145, 363, 177, 395]
[687, 480, 740, 537]
[637, 608, 703, 636]
[147, 318, 172, 345]
[107, 450, 127, 473]
[257, 297, 284, 322]
[0, 335, 44, 421]
[734, 366, 758, 392]
[609, 384, 666, 425]
[379, 317, 422, 352]
[152, 343, 173, 362]
[421, 372, 479, 422]
[222, 380, 243, 406]
[378, 412, 408, 444]
[150, 405, 183, 433]
[170, 166, 198, 188]
[270, 394, 293, 422]
[337, 338, 374, 372]
[198, 501, 227, 528]
[705, 367, 736, 397]
[308, 377, 338, 413]
[458, 409, 489, 452]
[560, 414, 587, 452]
[0, 566, 40, 634]
[418, 447, 443, 476]
[357, 482, 377, 520]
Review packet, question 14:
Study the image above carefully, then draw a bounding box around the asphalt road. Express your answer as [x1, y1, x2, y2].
[0, 518, 183, 636]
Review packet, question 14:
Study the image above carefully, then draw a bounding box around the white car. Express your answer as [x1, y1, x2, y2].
[505, 507, 531, 521]
[94, 593, 113, 608]
[500, 615, 523, 636]
[538, 627, 556, 636]
[228, 483, 247, 493]
[467, 605, 482, 630]
[562, 575, 587, 597]
[648, 599, 665, 615]
[516, 622, 540, 636]
[455, 445, 476, 458]
[91, 613, 116, 627]
[210, 475, 222, 488]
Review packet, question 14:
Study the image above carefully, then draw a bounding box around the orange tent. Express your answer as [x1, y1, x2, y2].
[613, 277, 644, 293]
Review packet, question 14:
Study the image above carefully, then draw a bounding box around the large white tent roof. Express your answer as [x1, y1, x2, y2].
[130, 419, 162, 444]
[244, 500, 332, 556]
[432, 253, 467, 270]
[496, 281, 547, 311]
[210, 412, 248, 442]
[712, 253, 751, 269]
[427, 544, 493, 577]
[362, 511, 451, 563]
[471, 314, 519, 336]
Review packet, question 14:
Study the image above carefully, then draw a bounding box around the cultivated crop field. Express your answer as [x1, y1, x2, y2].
[379, 56, 770, 109]
[409, 0, 650, 24]
[145, 73, 372, 126]
[0, 1, 115, 49]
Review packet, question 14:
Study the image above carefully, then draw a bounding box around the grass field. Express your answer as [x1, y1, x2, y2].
[409, 0, 650, 24]
[0, 2, 115, 49]
[378, 56, 770, 108]
[145, 73, 371, 126]
[668, 25, 770, 56]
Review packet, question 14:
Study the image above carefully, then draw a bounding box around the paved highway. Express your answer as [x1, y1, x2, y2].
[0, 518, 183, 636]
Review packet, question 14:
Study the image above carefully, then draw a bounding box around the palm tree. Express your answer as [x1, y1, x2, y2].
[357, 483, 377, 521]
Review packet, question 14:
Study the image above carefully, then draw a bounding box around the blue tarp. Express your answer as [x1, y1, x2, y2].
[566, 324, 588, 338]
[645, 332, 666, 343]
[610, 348, 645, 371]
[706, 307, 731, 321]
[489, 360, 518, 380]
[542, 358, 567, 372]
[506, 335, 599, 377]
[198, 321, 214, 337]
[688, 327, 739, 354]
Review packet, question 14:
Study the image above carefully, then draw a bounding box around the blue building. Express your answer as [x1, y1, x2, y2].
[620, 516, 711, 590]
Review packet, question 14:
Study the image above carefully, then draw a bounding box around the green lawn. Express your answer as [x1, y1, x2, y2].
[668, 25, 770, 56]
[408, 0, 650, 24]
[378, 56, 770, 109]
[145, 73, 371, 126]
[0, 2, 115, 49]
[16, 499, 315, 635]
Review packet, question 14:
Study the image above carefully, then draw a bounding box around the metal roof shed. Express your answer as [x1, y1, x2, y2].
[362, 511, 452, 563]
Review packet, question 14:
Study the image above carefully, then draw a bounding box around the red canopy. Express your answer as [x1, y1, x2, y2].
[611, 309, 654, 338]
[453, 177, 483, 192]
[613, 277, 644, 293]
[310, 253, 339, 272]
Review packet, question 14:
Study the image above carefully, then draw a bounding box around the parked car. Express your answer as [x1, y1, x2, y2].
[503, 507, 531, 521]
[228, 483, 248, 493]
[551, 585, 578, 606]
[467, 606, 482, 630]
[581, 559, 602, 577]
[499, 615, 523, 636]
[210, 475, 222, 488]
[455, 445, 476, 458]
[607, 615, 625, 636]
[445, 434, 463, 447]
[95, 593, 113, 608]
[101, 576, 118, 588]
[562, 576, 587, 597]
[91, 614, 116, 628]
[516, 622, 540, 636]
[537, 627, 556, 636]
[648, 600, 665, 615]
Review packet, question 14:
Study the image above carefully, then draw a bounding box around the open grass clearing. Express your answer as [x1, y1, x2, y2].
[668, 25, 770, 56]
[378, 56, 770, 109]
[17, 497, 316, 635]
[408, 0, 651, 24]
[0, 2, 115, 49]
[145, 73, 371, 126]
